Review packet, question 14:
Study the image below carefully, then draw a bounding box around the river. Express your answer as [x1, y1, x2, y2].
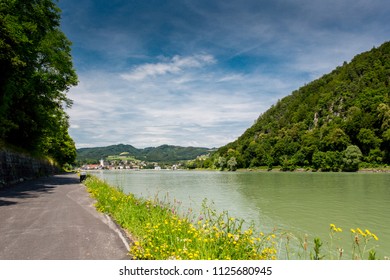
[92, 169, 390, 259]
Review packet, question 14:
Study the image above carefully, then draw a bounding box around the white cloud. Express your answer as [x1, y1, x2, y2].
[216, 74, 244, 83]
[61, 0, 390, 149]
[66, 56, 299, 149]
[120, 54, 216, 81]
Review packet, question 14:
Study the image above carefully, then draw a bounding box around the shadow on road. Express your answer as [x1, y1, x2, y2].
[0, 174, 79, 207]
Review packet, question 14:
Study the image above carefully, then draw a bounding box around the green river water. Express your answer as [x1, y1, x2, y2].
[93, 170, 390, 259]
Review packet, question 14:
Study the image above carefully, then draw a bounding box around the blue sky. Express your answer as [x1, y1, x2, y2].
[58, 0, 390, 148]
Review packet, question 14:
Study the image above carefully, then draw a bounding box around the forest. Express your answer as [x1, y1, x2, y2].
[198, 42, 390, 171]
[76, 144, 211, 165]
[0, 0, 77, 166]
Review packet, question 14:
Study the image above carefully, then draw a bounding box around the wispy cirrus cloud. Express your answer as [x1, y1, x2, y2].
[120, 54, 216, 81]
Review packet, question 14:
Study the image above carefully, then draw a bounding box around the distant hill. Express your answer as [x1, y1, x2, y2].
[76, 144, 211, 163]
[214, 41, 390, 171]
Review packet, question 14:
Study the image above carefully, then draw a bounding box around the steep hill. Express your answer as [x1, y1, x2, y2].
[215, 41, 390, 171]
[77, 144, 210, 163]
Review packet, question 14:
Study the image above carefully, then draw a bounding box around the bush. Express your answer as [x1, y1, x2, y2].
[312, 151, 342, 171]
[342, 145, 363, 172]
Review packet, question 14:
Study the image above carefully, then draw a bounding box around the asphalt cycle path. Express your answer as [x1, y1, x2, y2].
[0, 173, 130, 259]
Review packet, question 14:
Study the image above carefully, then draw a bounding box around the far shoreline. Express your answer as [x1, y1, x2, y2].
[81, 166, 390, 173]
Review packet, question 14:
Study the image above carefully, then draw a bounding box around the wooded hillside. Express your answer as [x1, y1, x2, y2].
[77, 144, 211, 163]
[215, 42, 390, 171]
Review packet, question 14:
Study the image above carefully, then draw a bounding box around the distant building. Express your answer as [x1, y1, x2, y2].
[82, 164, 100, 170]
[172, 164, 180, 170]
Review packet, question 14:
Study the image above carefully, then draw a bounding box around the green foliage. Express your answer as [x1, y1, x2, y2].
[280, 155, 296, 171]
[141, 145, 210, 162]
[0, 0, 77, 165]
[342, 145, 363, 172]
[357, 128, 382, 155]
[311, 238, 324, 260]
[216, 156, 227, 170]
[76, 144, 211, 164]
[312, 151, 342, 172]
[227, 156, 237, 171]
[213, 42, 390, 171]
[368, 250, 377, 260]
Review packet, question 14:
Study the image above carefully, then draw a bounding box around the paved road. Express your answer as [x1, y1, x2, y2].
[0, 174, 131, 260]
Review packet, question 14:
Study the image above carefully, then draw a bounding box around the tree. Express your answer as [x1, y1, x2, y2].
[280, 155, 296, 171]
[312, 151, 342, 172]
[0, 0, 77, 165]
[366, 148, 383, 164]
[382, 129, 390, 163]
[227, 157, 237, 171]
[40, 119, 76, 166]
[216, 156, 227, 170]
[357, 128, 382, 156]
[264, 153, 274, 170]
[312, 151, 324, 171]
[377, 103, 390, 131]
[342, 145, 363, 172]
[321, 127, 350, 152]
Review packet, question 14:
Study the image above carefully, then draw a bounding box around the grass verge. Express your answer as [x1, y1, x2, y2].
[84, 175, 277, 260]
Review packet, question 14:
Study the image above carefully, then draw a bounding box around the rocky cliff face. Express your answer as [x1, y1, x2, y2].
[0, 149, 58, 188]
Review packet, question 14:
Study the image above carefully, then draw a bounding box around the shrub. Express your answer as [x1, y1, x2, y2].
[342, 145, 363, 171]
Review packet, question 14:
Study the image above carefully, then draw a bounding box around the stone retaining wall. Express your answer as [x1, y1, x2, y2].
[0, 149, 58, 188]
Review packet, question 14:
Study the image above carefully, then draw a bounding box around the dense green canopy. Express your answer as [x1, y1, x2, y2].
[214, 42, 390, 171]
[76, 144, 211, 164]
[0, 0, 77, 165]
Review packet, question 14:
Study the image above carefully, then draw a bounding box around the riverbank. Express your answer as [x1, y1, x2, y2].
[83, 175, 383, 260]
[208, 166, 390, 173]
[79, 165, 390, 173]
[84, 175, 278, 260]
